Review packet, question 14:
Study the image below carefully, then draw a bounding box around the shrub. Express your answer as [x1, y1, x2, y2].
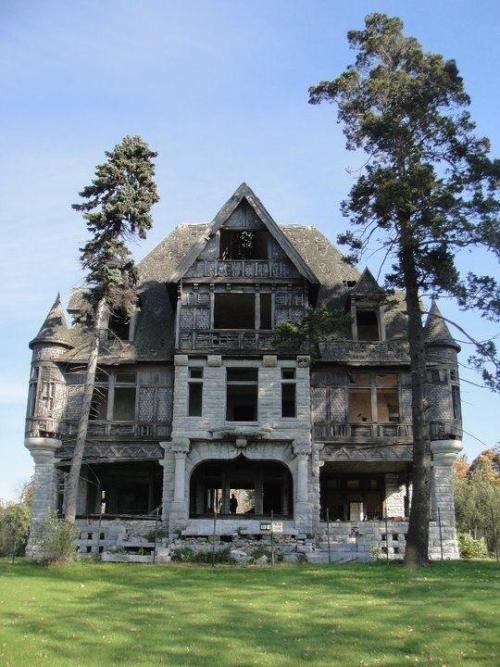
[32, 513, 78, 565]
[171, 546, 232, 563]
[145, 528, 168, 542]
[0, 503, 31, 559]
[459, 532, 489, 560]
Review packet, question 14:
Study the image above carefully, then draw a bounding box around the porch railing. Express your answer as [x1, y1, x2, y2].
[178, 329, 277, 352]
[25, 417, 171, 439]
[313, 420, 462, 442]
[185, 259, 296, 280]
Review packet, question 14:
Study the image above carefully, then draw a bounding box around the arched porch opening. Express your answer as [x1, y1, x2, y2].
[189, 457, 293, 519]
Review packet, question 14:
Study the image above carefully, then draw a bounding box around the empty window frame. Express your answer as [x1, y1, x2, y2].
[226, 368, 258, 421]
[213, 292, 273, 330]
[188, 367, 203, 417]
[355, 308, 380, 341]
[281, 368, 296, 418]
[348, 372, 400, 423]
[108, 309, 130, 341]
[113, 371, 137, 421]
[214, 293, 255, 329]
[452, 385, 461, 420]
[219, 230, 269, 259]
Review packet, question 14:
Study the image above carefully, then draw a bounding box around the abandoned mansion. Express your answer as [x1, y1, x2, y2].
[25, 184, 464, 560]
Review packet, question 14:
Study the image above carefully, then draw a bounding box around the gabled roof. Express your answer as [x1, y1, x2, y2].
[30, 294, 74, 349]
[349, 268, 385, 299]
[424, 301, 460, 351]
[167, 183, 319, 285]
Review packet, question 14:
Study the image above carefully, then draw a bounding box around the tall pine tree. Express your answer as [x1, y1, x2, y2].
[64, 135, 159, 523]
[309, 14, 499, 564]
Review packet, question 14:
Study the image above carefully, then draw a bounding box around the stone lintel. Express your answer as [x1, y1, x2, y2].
[262, 354, 278, 367]
[207, 355, 222, 367]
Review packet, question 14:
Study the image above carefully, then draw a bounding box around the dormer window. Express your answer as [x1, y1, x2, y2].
[108, 309, 130, 341]
[351, 303, 385, 342]
[219, 230, 269, 260]
[356, 308, 379, 341]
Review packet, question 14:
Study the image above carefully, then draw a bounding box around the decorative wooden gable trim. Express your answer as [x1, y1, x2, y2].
[167, 183, 319, 285]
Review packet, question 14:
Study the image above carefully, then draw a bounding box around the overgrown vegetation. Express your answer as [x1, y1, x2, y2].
[32, 513, 78, 565]
[0, 561, 498, 666]
[458, 533, 489, 560]
[0, 483, 32, 560]
[171, 546, 232, 563]
[454, 447, 500, 557]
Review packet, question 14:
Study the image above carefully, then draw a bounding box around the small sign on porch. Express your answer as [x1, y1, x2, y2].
[260, 521, 283, 533]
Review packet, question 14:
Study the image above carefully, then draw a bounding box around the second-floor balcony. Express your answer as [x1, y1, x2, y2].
[185, 259, 297, 280]
[178, 329, 277, 353]
[313, 419, 462, 443]
[25, 416, 171, 440]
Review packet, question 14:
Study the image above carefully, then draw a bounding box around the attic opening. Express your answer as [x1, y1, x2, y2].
[108, 309, 130, 341]
[219, 230, 269, 260]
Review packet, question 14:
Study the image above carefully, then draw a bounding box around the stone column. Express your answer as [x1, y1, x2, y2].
[25, 437, 61, 558]
[293, 440, 312, 534]
[429, 439, 463, 559]
[164, 438, 190, 533]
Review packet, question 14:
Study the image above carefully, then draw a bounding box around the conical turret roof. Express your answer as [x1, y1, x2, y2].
[424, 301, 460, 351]
[29, 294, 73, 349]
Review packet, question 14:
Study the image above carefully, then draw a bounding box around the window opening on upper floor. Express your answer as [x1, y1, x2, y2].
[219, 230, 269, 260]
[226, 368, 258, 421]
[452, 385, 461, 420]
[89, 369, 137, 421]
[108, 309, 130, 341]
[188, 367, 203, 417]
[260, 293, 272, 330]
[356, 308, 379, 341]
[281, 368, 296, 418]
[214, 293, 255, 329]
[348, 372, 400, 424]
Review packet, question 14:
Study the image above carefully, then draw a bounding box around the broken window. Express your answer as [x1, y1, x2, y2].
[356, 308, 379, 341]
[260, 293, 272, 329]
[214, 293, 255, 329]
[452, 385, 461, 420]
[226, 368, 258, 421]
[89, 386, 108, 420]
[281, 368, 296, 418]
[348, 372, 400, 423]
[188, 367, 203, 417]
[220, 230, 269, 259]
[108, 309, 130, 340]
[113, 371, 136, 420]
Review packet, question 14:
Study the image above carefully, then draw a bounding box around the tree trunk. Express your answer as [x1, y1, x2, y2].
[400, 238, 431, 565]
[64, 298, 106, 523]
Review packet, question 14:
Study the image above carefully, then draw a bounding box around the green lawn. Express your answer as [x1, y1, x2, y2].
[0, 560, 498, 666]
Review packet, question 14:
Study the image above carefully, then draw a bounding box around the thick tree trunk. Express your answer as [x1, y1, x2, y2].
[64, 298, 106, 523]
[400, 240, 431, 565]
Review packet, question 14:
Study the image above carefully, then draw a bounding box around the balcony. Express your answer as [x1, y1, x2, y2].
[313, 420, 462, 443]
[178, 329, 277, 353]
[313, 421, 413, 443]
[185, 259, 296, 280]
[25, 417, 171, 440]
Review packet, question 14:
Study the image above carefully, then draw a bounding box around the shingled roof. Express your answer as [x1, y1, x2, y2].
[30, 294, 74, 350]
[49, 187, 410, 363]
[424, 301, 460, 351]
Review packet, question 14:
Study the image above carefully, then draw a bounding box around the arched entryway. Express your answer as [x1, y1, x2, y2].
[189, 457, 293, 518]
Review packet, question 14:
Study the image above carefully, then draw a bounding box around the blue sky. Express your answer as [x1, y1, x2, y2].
[1, 0, 498, 500]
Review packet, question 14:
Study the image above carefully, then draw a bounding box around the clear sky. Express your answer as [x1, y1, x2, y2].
[1, 0, 498, 500]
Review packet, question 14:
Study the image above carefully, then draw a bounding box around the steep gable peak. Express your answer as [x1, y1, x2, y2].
[350, 268, 385, 298]
[168, 183, 319, 284]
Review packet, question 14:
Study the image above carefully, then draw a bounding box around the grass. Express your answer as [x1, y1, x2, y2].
[0, 560, 498, 666]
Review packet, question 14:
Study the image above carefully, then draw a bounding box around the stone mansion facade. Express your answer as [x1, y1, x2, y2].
[25, 184, 463, 559]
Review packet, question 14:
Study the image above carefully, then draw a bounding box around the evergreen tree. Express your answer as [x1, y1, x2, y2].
[309, 14, 499, 563]
[64, 136, 159, 523]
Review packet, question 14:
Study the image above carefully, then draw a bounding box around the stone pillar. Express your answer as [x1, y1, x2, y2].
[384, 473, 406, 519]
[163, 438, 190, 533]
[293, 440, 312, 534]
[25, 437, 61, 558]
[429, 439, 463, 559]
[255, 469, 264, 515]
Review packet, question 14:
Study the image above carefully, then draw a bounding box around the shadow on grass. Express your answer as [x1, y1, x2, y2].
[0, 560, 498, 666]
